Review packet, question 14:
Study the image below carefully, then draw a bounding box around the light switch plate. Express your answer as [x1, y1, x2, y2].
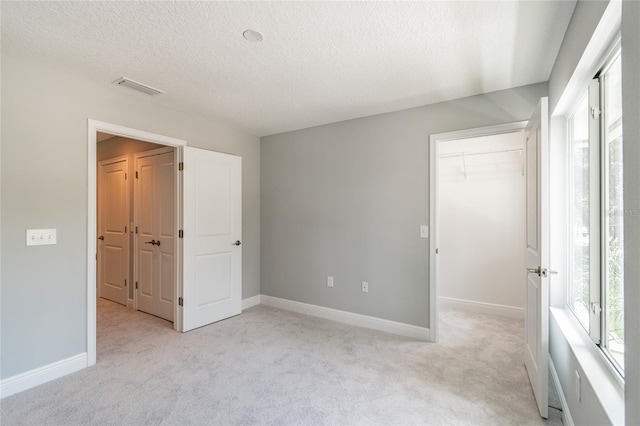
[420, 225, 429, 238]
[26, 229, 57, 246]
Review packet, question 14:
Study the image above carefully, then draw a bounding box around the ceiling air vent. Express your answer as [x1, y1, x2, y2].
[113, 77, 164, 96]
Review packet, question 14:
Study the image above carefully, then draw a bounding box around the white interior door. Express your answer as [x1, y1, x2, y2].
[98, 157, 129, 306]
[181, 147, 242, 332]
[524, 97, 549, 418]
[135, 149, 176, 322]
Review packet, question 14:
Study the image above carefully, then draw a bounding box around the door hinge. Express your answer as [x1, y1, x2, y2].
[135, 171, 139, 179]
[125, 279, 127, 287]
[178, 297, 183, 306]
[179, 162, 184, 171]
[125, 173, 127, 180]
[591, 106, 601, 120]
[135, 281, 138, 290]
[135, 226, 138, 234]
[179, 229, 184, 238]
[125, 225, 127, 233]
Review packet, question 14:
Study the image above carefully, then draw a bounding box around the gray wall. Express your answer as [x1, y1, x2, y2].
[548, 0, 609, 114]
[622, 1, 640, 423]
[261, 82, 547, 328]
[1, 54, 261, 379]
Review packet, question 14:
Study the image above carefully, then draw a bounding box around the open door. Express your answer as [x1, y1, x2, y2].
[181, 147, 242, 332]
[524, 97, 549, 418]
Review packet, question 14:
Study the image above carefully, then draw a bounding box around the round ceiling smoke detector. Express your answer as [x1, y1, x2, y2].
[243, 29, 263, 42]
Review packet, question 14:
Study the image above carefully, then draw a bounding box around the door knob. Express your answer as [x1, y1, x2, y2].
[233, 240, 241, 246]
[527, 267, 557, 277]
[526, 267, 541, 276]
[98, 235, 104, 241]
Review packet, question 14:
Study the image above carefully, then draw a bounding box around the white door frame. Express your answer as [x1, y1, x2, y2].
[428, 121, 527, 342]
[87, 119, 186, 367]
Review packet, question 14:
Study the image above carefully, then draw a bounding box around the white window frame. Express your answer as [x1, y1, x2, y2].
[565, 40, 624, 379]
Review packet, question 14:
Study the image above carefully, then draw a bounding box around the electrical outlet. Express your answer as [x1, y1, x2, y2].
[327, 276, 334, 287]
[420, 225, 429, 238]
[362, 281, 369, 293]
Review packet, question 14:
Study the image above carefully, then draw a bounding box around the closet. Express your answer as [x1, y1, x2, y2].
[97, 135, 174, 321]
[438, 131, 526, 316]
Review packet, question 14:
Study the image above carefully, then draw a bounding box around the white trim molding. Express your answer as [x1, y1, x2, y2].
[0, 353, 87, 399]
[439, 296, 524, 319]
[242, 295, 262, 310]
[261, 295, 430, 341]
[549, 354, 574, 426]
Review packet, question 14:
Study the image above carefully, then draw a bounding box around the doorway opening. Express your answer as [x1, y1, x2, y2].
[87, 120, 243, 368]
[97, 134, 177, 323]
[428, 121, 527, 342]
[438, 131, 526, 316]
[87, 120, 187, 366]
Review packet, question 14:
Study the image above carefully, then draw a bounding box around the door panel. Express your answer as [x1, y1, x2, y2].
[195, 253, 232, 306]
[182, 147, 241, 332]
[138, 248, 154, 298]
[524, 97, 549, 419]
[135, 150, 175, 322]
[98, 158, 128, 306]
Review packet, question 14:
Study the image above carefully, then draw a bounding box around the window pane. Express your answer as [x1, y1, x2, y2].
[603, 53, 624, 372]
[569, 94, 590, 331]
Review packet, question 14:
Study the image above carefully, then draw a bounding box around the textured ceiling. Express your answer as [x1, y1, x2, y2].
[1, 1, 576, 136]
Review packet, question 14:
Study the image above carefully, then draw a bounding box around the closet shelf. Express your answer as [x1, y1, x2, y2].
[439, 146, 525, 179]
[439, 146, 524, 159]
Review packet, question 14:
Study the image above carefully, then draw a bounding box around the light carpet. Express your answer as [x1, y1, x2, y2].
[1, 299, 562, 425]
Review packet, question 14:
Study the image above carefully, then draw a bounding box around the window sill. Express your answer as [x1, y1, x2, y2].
[550, 307, 624, 425]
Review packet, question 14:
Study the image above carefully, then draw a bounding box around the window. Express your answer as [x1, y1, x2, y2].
[568, 94, 590, 330]
[601, 53, 624, 371]
[567, 49, 624, 375]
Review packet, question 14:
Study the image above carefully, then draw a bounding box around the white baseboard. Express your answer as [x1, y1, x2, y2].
[260, 295, 429, 341]
[242, 294, 261, 310]
[439, 296, 524, 319]
[0, 353, 88, 399]
[549, 354, 574, 426]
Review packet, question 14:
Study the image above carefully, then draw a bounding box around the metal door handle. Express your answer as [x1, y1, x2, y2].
[527, 267, 541, 276]
[98, 235, 104, 241]
[145, 240, 160, 246]
[527, 267, 557, 277]
[233, 240, 241, 246]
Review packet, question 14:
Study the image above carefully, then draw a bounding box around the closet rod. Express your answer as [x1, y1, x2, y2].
[439, 146, 524, 159]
